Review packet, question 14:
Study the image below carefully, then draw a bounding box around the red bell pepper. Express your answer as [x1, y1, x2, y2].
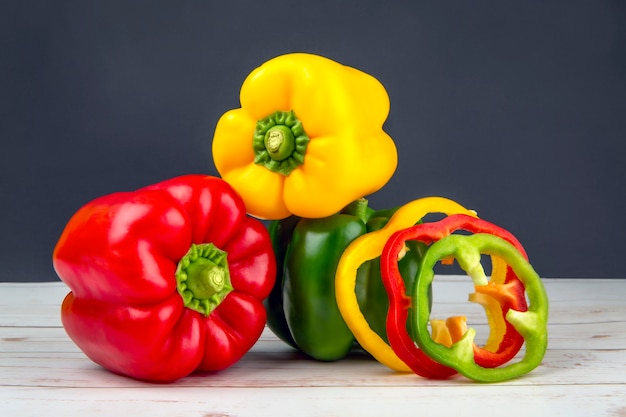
[53, 175, 276, 382]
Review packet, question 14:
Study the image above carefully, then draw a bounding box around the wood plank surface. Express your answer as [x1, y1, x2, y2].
[1, 278, 625, 417]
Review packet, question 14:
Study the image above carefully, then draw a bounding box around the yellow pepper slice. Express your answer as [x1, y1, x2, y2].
[335, 196, 477, 372]
[212, 53, 397, 220]
[430, 316, 468, 347]
[468, 255, 508, 352]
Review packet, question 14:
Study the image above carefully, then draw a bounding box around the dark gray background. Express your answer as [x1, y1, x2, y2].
[2, 1, 625, 282]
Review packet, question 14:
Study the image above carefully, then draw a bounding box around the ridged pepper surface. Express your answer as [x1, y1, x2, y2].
[212, 53, 397, 220]
[53, 175, 276, 382]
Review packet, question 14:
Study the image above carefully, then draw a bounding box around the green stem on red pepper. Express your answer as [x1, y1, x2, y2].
[176, 243, 234, 316]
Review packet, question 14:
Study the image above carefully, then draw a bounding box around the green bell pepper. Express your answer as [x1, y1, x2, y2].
[264, 199, 426, 361]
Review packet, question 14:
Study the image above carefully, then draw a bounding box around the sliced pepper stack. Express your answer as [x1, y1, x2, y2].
[334, 197, 478, 372]
[380, 215, 549, 382]
[381, 214, 529, 371]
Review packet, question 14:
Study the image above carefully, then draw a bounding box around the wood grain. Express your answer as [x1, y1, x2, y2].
[1, 278, 625, 416]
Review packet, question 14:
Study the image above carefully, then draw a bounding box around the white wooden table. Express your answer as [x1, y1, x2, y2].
[1, 278, 625, 417]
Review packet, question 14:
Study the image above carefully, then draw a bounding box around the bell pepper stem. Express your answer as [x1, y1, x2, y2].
[176, 243, 233, 316]
[340, 198, 372, 223]
[264, 125, 295, 161]
[253, 110, 310, 176]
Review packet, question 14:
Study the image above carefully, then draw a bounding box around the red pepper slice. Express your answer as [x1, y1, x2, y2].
[380, 214, 529, 376]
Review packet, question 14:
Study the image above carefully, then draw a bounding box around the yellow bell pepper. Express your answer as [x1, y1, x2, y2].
[211, 53, 398, 220]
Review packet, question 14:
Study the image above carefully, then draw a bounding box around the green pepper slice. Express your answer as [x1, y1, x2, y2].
[412, 233, 549, 382]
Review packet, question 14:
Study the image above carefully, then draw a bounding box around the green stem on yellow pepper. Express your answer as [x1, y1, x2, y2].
[265, 125, 295, 160]
[253, 110, 310, 175]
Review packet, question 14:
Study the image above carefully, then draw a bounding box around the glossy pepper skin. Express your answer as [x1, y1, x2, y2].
[212, 52, 397, 220]
[53, 175, 276, 382]
[264, 200, 424, 361]
[410, 233, 548, 382]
